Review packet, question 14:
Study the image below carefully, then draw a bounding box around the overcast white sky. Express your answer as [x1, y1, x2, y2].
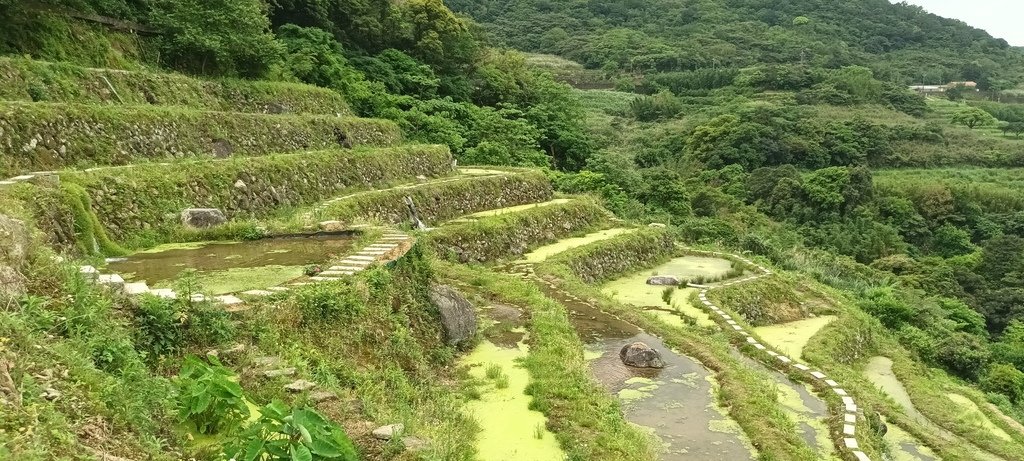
[894, 0, 1024, 46]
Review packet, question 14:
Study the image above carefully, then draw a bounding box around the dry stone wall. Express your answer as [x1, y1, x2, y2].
[320, 172, 553, 226]
[28, 145, 454, 249]
[0, 102, 401, 176]
[545, 227, 675, 284]
[426, 199, 611, 263]
[0, 57, 351, 115]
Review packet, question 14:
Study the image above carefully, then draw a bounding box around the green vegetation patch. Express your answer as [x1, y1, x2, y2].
[0, 57, 352, 116]
[317, 170, 553, 226]
[426, 198, 611, 263]
[0, 101, 400, 175]
[25, 144, 453, 252]
[708, 276, 809, 326]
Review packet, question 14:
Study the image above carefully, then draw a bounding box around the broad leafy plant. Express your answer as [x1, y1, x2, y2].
[175, 355, 250, 435]
[226, 401, 358, 461]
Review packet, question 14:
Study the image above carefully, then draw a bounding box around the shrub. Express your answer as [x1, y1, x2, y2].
[150, 0, 283, 77]
[226, 401, 358, 461]
[175, 355, 250, 435]
[936, 332, 991, 381]
[982, 363, 1024, 403]
[295, 282, 365, 324]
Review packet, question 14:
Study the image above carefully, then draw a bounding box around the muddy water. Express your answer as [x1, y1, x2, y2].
[535, 282, 756, 460]
[729, 350, 836, 457]
[753, 316, 837, 361]
[107, 235, 355, 293]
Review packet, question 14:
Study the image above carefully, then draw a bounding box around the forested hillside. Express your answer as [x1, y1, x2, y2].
[447, 0, 1024, 88]
[3, 0, 1024, 460]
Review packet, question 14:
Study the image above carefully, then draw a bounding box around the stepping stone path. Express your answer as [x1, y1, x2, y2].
[688, 250, 872, 460]
[292, 232, 411, 286]
[285, 379, 317, 393]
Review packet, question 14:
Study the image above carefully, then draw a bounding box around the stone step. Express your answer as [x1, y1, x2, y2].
[241, 290, 275, 296]
[310, 276, 341, 282]
[319, 271, 354, 277]
[215, 295, 244, 306]
[367, 243, 399, 248]
[79, 265, 99, 281]
[124, 281, 150, 295]
[97, 274, 125, 289]
[328, 266, 365, 272]
[356, 250, 388, 256]
[337, 259, 373, 266]
[348, 255, 376, 262]
[190, 294, 208, 302]
[149, 288, 176, 299]
[267, 287, 289, 292]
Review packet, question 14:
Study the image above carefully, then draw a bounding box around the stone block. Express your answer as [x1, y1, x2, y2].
[181, 208, 227, 228]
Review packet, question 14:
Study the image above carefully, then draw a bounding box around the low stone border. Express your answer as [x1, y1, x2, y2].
[689, 250, 872, 461]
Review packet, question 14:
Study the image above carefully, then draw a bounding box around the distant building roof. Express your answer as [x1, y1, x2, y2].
[946, 81, 978, 88]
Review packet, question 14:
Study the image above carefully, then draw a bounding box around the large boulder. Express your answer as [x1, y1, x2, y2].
[428, 284, 478, 347]
[619, 342, 666, 369]
[646, 275, 681, 286]
[180, 208, 226, 228]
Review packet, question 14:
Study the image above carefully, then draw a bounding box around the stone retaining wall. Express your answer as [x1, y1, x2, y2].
[319, 171, 553, 226]
[545, 227, 674, 284]
[0, 57, 351, 116]
[0, 102, 400, 176]
[426, 199, 611, 263]
[25, 145, 454, 251]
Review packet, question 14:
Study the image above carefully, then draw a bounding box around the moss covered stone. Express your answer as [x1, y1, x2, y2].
[0, 102, 401, 175]
[24, 145, 454, 252]
[546, 227, 675, 284]
[0, 57, 351, 116]
[318, 171, 553, 226]
[426, 199, 611, 263]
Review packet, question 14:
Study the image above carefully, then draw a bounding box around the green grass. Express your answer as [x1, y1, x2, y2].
[426, 198, 612, 263]
[0, 56, 352, 116]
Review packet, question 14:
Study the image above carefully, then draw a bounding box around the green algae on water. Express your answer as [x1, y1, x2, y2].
[154, 265, 304, 295]
[519, 228, 637, 262]
[753, 315, 837, 360]
[460, 341, 565, 461]
[882, 417, 939, 461]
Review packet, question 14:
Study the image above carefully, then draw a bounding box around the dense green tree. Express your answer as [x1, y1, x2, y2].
[936, 332, 991, 380]
[930, 224, 975, 258]
[150, 0, 282, 77]
[950, 106, 998, 129]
